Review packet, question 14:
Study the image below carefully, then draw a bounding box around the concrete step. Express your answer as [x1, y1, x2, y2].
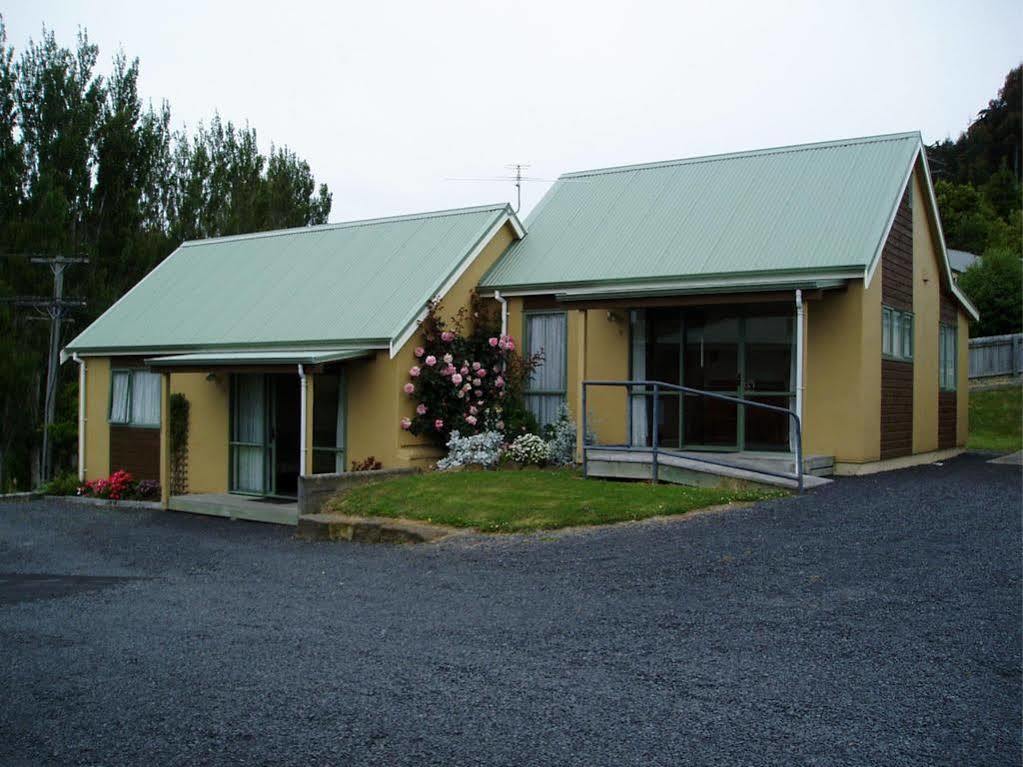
[296, 513, 459, 544]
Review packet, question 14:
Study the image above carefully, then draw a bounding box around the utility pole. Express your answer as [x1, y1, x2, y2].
[4, 256, 88, 481]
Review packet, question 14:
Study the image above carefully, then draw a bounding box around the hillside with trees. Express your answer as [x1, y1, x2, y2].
[0, 20, 332, 490]
[928, 65, 1022, 338]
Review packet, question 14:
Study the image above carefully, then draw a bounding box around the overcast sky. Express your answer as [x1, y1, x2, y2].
[5, 0, 1021, 220]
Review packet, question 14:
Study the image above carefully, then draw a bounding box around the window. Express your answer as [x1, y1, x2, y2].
[940, 324, 957, 391]
[882, 306, 913, 361]
[525, 312, 567, 428]
[109, 369, 162, 427]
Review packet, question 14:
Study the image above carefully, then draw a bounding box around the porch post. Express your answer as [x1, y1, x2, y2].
[298, 365, 309, 476]
[795, 289, 805, 443]
[73, 354, 86, 482]
[159, 371, 171, 509]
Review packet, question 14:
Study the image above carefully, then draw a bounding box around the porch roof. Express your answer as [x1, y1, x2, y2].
[144, 348, 374, 368]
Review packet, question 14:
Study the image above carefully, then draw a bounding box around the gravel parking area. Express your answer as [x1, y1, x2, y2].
[1, 453, 1019, 766]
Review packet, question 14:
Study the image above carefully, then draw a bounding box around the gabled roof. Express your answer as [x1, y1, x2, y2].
[947, 249, 978, 273]
[65, 204, 524, 359]
[480, 132, 977, 318]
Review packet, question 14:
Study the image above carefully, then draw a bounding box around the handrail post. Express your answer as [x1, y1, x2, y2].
[581, 381, 588, 477]
[626, 382, 633, 449]
[651, 383, 659, 483]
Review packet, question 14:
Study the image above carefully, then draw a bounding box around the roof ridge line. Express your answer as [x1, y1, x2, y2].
[180, 203, 513, 248]
[560, 131, 923, 179]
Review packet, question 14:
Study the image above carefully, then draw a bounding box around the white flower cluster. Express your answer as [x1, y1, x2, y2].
[436, 430, 505, 470]
[545, 404, 577, 466]
[507, 434, 550, 465]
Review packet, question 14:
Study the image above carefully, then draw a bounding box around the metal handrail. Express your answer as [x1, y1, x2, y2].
[581, 379, 804, 493]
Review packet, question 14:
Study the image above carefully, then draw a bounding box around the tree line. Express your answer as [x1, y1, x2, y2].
[0, 20, 332, 490]
[928, 65, 1022, 338]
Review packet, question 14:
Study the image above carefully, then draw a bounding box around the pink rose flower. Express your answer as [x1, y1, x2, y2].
[460, 366, 469, 375]
[403, 383, 415, 394]
[400, 418, 412, 430]
[469, 406, 478, 415]
[465, 415, 477, 426]
[409, 366, 421, 377]
[477, 369, 486, 378]
[504, 339, 515, 351]
[472, 361, 481, 370]
[451, 373, 463, 385]
[414, 346, 424, 358]
[474, 389, 482, 397]
[441, 331, 455, 342]
[472, 378, 481, 387]
[488, 337, 499, 347]
[425, 355, 437, 366]
[456, 390, 465, 399]
[493, 365, 501, 373]
[434, 419, 444, 430]
[443, 353, 453, 364]
[416, 404, 428, 415]
[495, 376, 505, 388]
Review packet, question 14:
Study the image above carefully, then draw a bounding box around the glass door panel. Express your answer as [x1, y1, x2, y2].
[231, 374, 269, 494]
[645, 309, 683, 447]
[742, 315, 794, 451]
[683, 313, 740, 449]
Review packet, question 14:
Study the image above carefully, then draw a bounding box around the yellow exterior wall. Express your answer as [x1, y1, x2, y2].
[346, 221, 519, 470]
[579, 309, 630, 445]
[911, 171, 940, 453]
[82, 356, 111, 481]
[169, 372, 230, 493]
[804, 279, 882, 462]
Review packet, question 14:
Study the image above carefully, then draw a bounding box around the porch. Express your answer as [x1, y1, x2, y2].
[169, 493, 299, 526]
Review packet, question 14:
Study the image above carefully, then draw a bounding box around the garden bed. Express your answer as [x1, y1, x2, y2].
[324, 468, 784, 533]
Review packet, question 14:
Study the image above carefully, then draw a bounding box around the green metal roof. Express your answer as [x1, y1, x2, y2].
[481, 132, 923, 292]
[145, 349, 374, 367]
[66, 204, 521, 356]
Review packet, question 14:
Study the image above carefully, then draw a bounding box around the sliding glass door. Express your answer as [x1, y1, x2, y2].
[632, 307, 795, 452]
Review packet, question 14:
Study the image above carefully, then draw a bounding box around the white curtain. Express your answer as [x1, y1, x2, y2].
[526, 313, 567, 428]
[630, 310, 648, 446]
[109, 371, 130, 423]
[130, 371, 162, 426]
[233, 375, 265, 493]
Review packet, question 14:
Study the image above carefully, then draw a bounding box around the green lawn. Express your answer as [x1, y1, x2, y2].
[325, 468, 784, 533]
[969, 386, 1023, 452]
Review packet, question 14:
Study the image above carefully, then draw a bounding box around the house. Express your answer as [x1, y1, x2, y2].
[947, 248, 978, 278]
[64, 131, 975, 520]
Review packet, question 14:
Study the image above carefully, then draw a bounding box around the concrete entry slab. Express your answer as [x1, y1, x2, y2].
[988, 450, 1023, 466]
[169, 493, 298, 526]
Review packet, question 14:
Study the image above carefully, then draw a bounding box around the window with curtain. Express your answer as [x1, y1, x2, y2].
[109, 369, 161, 426]
[525, 312, 567, 428]
[939, 324, 957, 391]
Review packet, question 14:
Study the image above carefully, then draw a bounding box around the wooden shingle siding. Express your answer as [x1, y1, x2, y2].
[939, 292, 957, 325]
[881, 359, 914, 458]
[109, 425, 160, 481]
[881, 188, 913, 311]
[880, 186, 914, 459]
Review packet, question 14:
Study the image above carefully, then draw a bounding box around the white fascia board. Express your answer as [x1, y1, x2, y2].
[864, 143, 919, 288]
[488, 271, 860, 299]
[389, 211, 519, 358]
[864, 145, 979, 321]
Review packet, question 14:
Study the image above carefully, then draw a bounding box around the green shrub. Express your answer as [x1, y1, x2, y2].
[41, 472, 80, 496]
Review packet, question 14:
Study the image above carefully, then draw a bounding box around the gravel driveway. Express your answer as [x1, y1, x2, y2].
[1, 453, 1019, 766]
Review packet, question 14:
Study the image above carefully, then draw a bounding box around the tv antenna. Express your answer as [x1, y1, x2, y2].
[445, 163, 589, 213]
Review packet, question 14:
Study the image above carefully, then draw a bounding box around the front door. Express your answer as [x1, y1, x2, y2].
[229, 374, 301, 497]
[683, 311, 741, 449]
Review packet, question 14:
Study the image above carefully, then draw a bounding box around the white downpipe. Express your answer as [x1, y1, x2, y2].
[73, 353, 86, 482]
[298, 364, 308, 477]
[494, 290, 508, 338]
[794, 289, 805, 446]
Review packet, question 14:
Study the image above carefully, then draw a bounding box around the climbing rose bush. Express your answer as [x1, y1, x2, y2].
[401, 298, 540, 444]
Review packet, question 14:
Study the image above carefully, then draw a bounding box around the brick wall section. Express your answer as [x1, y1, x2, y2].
[938, 293, 958, 449]
[880, 188, 914, 459]
[109, 426, 160, 481]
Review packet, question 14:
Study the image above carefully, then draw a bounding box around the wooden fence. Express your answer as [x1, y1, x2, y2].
[969, 333, 1023, 379]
